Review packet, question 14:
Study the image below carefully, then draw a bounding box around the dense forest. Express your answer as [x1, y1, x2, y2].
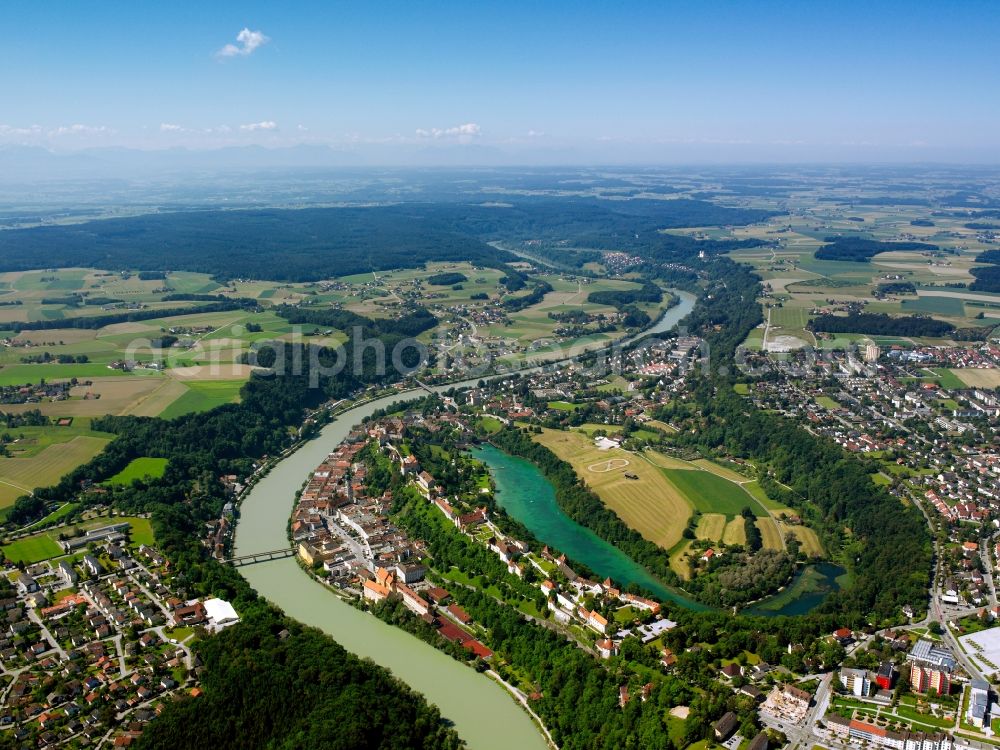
[0, 198, 773, 282]
[971, 266, 1000, 293]
[814, 237, 939, 262]
[135, 608, 462, 750]
[681, 258, 764, 362]
[425, 271, 467, 285]
[970, 250, 1000, 292]
[0, 207, 513, 281]
[809, 312, 956, 337]
[274, 305, 438, 339]
[410, 197, 778, 243]
[876, 282, 916, 295]
[587, 281, 663, 307]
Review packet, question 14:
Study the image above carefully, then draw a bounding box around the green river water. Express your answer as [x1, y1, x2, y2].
[230, 289, 840, 749]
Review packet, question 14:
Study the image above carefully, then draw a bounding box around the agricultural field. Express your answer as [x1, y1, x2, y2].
[0, 261, 655, 412]
[0, 432, 111, 507]
[532, 428, 794, 569]
[661, 468, 766, 518]
[951, 368, 1000, 388]
[724, 203, 1000, 351]
[532, 428, 691, 550]
[695, 514, 726, 541]
[484, 273, 673, 353]
[324, 262, 510, 318]
[721, 517, 747, 546]
[645, 450, 790, 562]
[783, 525, 824, 557]
[105, 457, 169, 486]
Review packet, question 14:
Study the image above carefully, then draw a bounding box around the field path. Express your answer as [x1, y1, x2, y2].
[533, 429, 690, 550]
[0, 478, 33, 496]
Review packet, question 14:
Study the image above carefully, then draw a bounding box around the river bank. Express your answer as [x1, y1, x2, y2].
[230, 291, 698, 749]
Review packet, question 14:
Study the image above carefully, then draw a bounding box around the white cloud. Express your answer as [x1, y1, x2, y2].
[0, 124, 43, 137]
[159, 123, 185, 132]
[415, 122, 481, 139]
[240, 121, 278, 132]
[48, 124, 112, 137]
[217, 28, 269, 58]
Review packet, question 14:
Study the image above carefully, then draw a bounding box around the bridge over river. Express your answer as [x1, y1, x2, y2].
[231, 291, 698, 750]
[225, 547, 296, 566]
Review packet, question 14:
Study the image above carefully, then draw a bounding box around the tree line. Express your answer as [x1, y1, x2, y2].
[10, 299, 259, 332]
[814, 237, 940, 262]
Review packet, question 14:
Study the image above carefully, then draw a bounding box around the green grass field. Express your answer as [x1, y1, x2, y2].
[0, 421, 112, 457]
[477, 416, 504, 434]
[159, 379, 244, 419]
[547, 400, 579, 411]
[901, 296, 967, 317]
[0, 362, 136, 386]
[925, 368, 967, 390]
[770, 306, 811, 329]
[105, 457, 169, 486]
[661, 468, 765, 518]
[1, 515, 155, 563]
[1, 534, 63, 563]
[742, 480, 789, 512]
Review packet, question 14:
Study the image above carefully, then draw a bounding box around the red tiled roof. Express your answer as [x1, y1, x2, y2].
[463, 640, 493, 659]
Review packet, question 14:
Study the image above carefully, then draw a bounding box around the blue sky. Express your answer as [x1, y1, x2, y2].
[2, 1, 998, 162]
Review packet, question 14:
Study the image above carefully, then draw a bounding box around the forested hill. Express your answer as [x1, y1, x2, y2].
[0, 207, 512, 282]
[403, 197, 778, 240]
[0, 198, 776, 282]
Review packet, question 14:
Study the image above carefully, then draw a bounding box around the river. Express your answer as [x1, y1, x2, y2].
[232, 291, 697, 750]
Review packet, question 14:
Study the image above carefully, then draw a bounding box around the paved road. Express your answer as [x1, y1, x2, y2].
[981, 538, 999, 608]
[26, 607, 68, 661]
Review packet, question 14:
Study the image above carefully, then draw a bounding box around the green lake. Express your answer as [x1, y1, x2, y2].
[473, 444, 843, 618]
[472, 444, 709, 611]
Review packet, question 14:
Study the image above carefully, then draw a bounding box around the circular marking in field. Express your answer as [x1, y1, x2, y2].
[587, 458, 630, 473]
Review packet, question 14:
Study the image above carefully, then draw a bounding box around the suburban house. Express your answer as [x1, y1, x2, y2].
[713, 712, 738, 741]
